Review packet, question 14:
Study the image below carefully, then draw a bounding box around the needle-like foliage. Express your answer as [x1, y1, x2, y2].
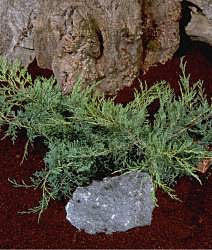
[0, 56, 211, 223]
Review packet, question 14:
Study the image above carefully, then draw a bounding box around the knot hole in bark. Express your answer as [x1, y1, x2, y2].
[96, 29, 104, 59]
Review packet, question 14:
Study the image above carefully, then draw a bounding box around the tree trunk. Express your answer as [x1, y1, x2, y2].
[0, 0, 181, 96]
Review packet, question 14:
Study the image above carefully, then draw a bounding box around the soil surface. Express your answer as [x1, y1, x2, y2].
[0, 41, 212, 249]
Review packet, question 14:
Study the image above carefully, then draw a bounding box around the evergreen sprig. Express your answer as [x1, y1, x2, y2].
[0, 56, 211, 223]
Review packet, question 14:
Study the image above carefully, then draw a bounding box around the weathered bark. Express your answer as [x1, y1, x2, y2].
[187, 0, 212, 19]
[39, 0, 144, 95]
[0, 0, 181, 96]
[0, 0, 40, 66]
[185, 0, 212, 46]
[142, 0, 181, 73]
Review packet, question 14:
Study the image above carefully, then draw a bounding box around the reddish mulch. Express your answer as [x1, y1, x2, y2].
[0, 41, 212, 249]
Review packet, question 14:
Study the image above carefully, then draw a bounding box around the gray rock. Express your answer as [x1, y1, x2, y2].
[65, 171, 155, 234]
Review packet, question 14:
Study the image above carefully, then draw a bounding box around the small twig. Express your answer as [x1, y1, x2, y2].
[20, 139, 30, 165]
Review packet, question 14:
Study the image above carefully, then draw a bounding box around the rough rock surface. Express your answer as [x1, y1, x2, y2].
[65, 172, 155, 235]
[185, 0, 212, 46]
[0, 0, 181, 96]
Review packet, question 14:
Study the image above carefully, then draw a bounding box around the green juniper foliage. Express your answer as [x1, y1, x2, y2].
[0, 56, 211, 223]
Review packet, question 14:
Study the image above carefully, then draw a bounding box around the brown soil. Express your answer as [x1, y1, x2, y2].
[0, 41, 211, 249]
